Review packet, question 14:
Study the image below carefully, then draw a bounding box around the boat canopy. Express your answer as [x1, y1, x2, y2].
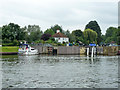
[89, 43, 96, 46]
[19, 44, 29, 48]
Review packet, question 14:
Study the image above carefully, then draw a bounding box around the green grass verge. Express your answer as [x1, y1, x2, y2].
[0, 46, 19, 52]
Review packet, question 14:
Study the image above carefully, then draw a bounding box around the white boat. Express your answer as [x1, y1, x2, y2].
[18, 44, 38, 55]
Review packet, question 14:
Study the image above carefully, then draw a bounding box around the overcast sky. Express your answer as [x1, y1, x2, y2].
[0, 0, 119, 34]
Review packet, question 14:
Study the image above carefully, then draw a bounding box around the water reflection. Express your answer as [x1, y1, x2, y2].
[1, 55, 119, 88]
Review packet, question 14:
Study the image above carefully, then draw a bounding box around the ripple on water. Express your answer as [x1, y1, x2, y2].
[2, 55, 119, 88]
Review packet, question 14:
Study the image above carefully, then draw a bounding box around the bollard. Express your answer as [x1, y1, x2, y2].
[91, 47, 94, 57]
[87, 47, 89, 56]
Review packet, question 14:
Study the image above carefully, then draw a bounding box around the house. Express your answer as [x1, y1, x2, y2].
[52, 30, 69, 43]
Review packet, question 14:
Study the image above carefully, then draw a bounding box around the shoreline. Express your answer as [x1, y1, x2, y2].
[0, 52, 18, 55]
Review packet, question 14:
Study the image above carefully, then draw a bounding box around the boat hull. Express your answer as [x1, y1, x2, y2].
[18, 49, 38, 55]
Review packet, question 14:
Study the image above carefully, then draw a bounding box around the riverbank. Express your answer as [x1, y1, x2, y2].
[0, 46, 19, 55]
[0, 46, 120, 55]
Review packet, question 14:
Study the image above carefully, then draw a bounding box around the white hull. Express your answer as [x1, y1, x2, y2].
[18, 50, 38, 55]
[18, 45, 38, 55]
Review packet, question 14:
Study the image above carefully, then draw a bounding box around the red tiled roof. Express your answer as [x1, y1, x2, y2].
[52, 32, 68, 38]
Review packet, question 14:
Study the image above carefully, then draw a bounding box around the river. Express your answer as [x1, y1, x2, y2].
[1, 55, 119, 88]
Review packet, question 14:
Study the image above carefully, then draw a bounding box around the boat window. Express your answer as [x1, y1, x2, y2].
[31, 49, 35, 50]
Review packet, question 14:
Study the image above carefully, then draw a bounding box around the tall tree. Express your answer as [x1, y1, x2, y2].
[72, 29, 83, 43]
[41, 34, 51, 41]
[50, 24, 63, 33]
[105, 27, 117, 38]
[104, 27, 118, 43]
[0, 27, 2, 44]
[2, 23, 26, 42]
[44, 29, 55, 35]
[72, 29, 83, 37]
[117, 26, 120, 45]
[27, 25, 40, 33]
[25, 25, 43, 43]
[83, 29, 98, 44]
[64, 30, 74, 43]
[85, 20, 102, 44]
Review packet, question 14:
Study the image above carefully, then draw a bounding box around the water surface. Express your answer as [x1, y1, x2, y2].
[1, 55, 119, 88]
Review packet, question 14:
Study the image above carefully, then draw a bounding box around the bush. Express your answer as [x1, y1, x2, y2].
[41, 34, 51, 41]
[2, 43, 14, 46]
[45, 40, 53, 43]
[57, 43, 63, 46]
[2, 38, 11, 43]
[13, 40, 19, 46]
[50, 37, 55, 41]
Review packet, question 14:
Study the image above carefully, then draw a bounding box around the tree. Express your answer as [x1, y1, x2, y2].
[83, 29, 98, 44]
[85, 20, 102, 44]
[72, 29, 83, 37]
[117, 26, 120, 45]
[50, 24, 63, 33]
[0, 27, 2, 44]
[41, 34, 51, 41]
[105, 27, 117, 38]
[2, 23, 26, 43]
[27, 25, 40, 33]
[101, 34, 105, 43]
[25, 25, 43, 43]
[44, 29, 55, 35]
[71, 29, 83, 43]
[104, 27, 118, 43]
[63, 30, 72, 42]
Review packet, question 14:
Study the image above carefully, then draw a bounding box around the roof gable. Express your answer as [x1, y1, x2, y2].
[52, 32, 68, 38]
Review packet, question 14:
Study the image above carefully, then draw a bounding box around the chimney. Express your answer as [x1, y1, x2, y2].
[57, 30, 60, 33]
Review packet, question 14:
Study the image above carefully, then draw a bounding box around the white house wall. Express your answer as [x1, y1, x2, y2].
[54, 37, 69, 43]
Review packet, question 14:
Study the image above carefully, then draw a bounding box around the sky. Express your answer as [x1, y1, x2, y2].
[0, 0, 119, 35]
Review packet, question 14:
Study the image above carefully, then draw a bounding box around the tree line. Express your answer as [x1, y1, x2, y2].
[1, 20, 120, 46]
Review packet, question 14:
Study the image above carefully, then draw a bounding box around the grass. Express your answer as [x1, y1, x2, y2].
[0, 46, 19, 52]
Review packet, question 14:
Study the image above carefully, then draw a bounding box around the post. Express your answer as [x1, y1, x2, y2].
[91, 46, 94, 57]
[87, 47, 89, 56]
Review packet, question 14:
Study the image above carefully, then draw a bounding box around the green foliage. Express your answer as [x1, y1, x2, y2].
[2, 23, 26, 42]
[64, 30, 73, 42]
[27, 25, 40, 32]
[1, 22, 119, 46]
[71, 29, 83, 43]
[0, 27, 2, 40]
[105, 27, 115, 37]
[2, 23, 26, 46]
[72, 29, 83, 37]
[25, 25, 43, 43]
[57, 43, 63, 46]
[37, 40, 45, 44]
[50, 24, 63, 33]
[101, 34, 105, 42]
[2, 38, 11, 43]
[2, 43, 14, 46]
[13, 39, 19, 46]
[83, 29, 97, 44]
[45, 39, 53, 43]
[104, 27, 119, 44]
[105, 37, 114, 43]
[44, 29, 55, 35]
[85, 20, 102, 44]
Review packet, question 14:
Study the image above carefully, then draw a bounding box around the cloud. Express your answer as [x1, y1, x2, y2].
[0, 0, 118, 34]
